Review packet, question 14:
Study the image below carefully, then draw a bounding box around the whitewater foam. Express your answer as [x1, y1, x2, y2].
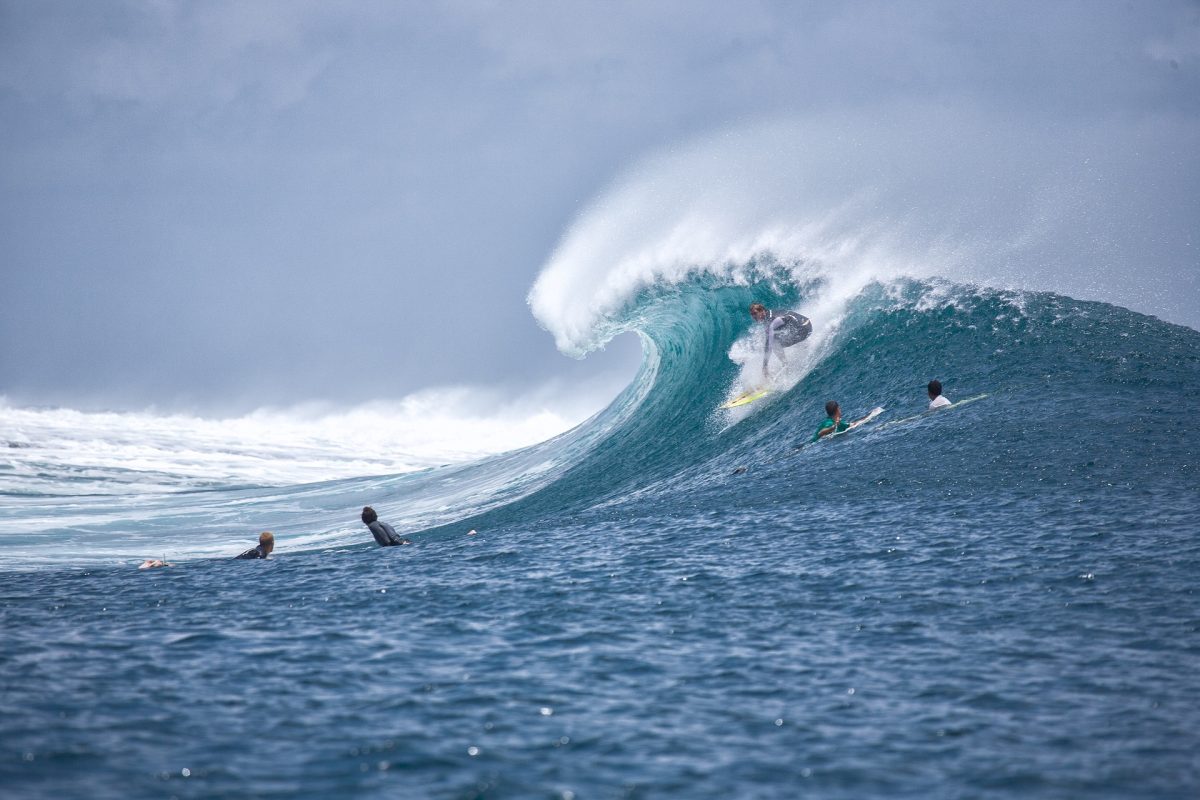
[0, 381, 613, 496]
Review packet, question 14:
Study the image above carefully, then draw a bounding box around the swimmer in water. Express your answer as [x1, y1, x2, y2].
[361, 507, 411, 547]
[235, 531, 274, 560]
[927, 380, 952, 409]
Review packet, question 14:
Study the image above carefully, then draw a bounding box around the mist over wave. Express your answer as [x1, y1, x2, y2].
[528, 108, 1199, 357]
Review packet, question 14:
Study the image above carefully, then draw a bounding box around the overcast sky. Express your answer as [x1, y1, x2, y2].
[2, 1, 1197, 412]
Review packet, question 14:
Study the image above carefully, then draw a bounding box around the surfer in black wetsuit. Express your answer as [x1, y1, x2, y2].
[235, 531, 274, 559]
[750, 302, 812, 377]
[361, 506, 410, 547]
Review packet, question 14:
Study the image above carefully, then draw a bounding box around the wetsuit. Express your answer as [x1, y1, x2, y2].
[235, 544, 269, 560]
[762, 309, 813, 370]
[367, 520, 407, 547]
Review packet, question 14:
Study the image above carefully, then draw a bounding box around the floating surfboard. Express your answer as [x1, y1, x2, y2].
[721, 389, 770, 409]
[945, 393, 987, 409]
[852, 405, 885, 428]
[828, 406, 885, 437]
[878, 393, 989, 430]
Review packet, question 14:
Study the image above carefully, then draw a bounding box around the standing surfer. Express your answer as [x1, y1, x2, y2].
[749, 303, 812, 378]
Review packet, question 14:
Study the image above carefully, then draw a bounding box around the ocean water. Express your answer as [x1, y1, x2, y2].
[3, 269, 1198, 799]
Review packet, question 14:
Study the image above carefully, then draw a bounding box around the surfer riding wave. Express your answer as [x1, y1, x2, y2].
[750, 302, 812, 378]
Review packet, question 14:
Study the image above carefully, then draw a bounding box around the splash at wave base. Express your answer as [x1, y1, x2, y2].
[3, 265, 1199, 798]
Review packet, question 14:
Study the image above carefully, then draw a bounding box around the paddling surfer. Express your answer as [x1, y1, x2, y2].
[927, 380, 952, 409]
[749, 303, 812, 378]
[812, 401, 877, 442]
[235, 531, 275, 559]
[361, 506, 410, 547]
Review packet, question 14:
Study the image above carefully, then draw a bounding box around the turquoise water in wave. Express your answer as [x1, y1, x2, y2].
[3, 279, 1199, 798]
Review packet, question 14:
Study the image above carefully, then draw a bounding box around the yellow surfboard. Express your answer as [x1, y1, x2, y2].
[721, 389, 770, 409]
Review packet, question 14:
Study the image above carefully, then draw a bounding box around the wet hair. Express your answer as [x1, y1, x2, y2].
[361, 506, 378, 525]
[825, 400, 839, 417]
[928, 380, 943, 398]
[259, 531, 274, 545]
[749, 302, 766, 316]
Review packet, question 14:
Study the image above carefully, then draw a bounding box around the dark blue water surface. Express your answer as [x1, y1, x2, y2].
[3, 280, 1199, 798]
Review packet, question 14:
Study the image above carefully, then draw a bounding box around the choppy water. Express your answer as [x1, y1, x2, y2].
[3, 276, 1199, 798]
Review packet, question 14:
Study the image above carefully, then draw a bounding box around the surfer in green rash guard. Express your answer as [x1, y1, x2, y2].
[812, 401, 877, 442]
[750, 303, 812, 378]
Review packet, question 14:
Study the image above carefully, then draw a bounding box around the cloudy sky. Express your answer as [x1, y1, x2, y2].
[2, 1, 1197, 412]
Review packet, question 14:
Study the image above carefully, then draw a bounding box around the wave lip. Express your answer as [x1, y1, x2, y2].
[529, 109, 1200, 357]
[526, 119, 884, 358]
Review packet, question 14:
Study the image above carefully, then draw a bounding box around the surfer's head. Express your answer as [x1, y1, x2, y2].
[749, 302, 768, 322]
[825, 400, 840, 419]
[927, 380, 943, 400]
[361, 506, 378, 525]
[258, 531, 275, 555]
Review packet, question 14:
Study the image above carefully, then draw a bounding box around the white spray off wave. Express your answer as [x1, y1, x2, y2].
[529, 107, 1200, 358]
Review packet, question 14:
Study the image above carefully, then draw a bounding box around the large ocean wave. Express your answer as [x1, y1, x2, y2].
[4, 110, 1198, 570]
[5, 264, 1196, 569]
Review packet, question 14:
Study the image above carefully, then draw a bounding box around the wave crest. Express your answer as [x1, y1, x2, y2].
[528, 108, 1200, 355]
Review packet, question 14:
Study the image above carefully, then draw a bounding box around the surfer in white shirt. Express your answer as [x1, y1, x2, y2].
[927, 380, 952, 410]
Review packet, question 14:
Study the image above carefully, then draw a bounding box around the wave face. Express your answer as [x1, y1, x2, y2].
[486, 270, 1200, 536]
